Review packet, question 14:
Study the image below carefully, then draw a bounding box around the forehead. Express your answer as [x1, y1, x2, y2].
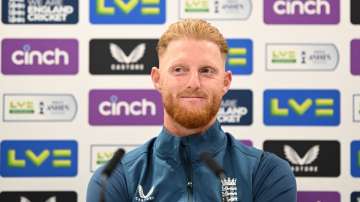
[159, 38, 224, 65]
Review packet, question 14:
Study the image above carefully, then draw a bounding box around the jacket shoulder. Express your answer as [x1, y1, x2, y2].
[225, 133, 293, 177]
[121, 137, 156, 166]
[226, 133, 263, 160]
[225, 133, 296, 201]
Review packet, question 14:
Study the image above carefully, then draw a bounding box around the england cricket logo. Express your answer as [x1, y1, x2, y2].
[221, 177, 238, 201]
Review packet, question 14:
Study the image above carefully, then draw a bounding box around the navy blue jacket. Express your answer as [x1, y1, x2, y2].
[87, 121, 297, 201]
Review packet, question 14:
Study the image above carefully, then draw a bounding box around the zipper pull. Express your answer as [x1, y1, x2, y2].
[187, 181, 193, 189]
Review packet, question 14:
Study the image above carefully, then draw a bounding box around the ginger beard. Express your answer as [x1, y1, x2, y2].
[162, 89, 222, 129]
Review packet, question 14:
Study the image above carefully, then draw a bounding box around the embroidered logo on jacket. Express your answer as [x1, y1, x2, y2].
[221, 177, 238, 201]
[135, 185, 155, 201]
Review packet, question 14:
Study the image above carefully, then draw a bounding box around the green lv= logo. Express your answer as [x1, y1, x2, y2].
[97, 0, 138, 15]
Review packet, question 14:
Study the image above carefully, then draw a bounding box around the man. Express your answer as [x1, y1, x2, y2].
[87, 19, 297, 202]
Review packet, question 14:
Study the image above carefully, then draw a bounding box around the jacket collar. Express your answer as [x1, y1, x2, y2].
[154, 121, 226, 163]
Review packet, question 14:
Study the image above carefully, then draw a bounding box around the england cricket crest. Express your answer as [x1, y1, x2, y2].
[221, 177, 238, 201]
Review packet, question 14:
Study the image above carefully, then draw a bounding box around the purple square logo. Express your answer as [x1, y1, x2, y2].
[351, 39, 360, 75]
[297, 191, 340, 202]
[1, 39, 78, 75]
[264, 0, 340, 24]
[89, 90, 164, 125]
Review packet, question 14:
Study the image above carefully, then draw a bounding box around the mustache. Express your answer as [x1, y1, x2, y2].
[177, 90, 208, 98]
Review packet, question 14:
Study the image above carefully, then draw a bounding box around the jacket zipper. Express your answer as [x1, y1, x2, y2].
[182, 140, 193, 202]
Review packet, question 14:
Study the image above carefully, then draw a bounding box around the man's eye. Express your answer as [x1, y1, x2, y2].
[172, 66, 188, 75]
[200, 67, 216, 74]
[174, 67, 184, 72]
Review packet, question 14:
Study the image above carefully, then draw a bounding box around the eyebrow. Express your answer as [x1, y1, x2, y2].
[168, 63, 189, 70]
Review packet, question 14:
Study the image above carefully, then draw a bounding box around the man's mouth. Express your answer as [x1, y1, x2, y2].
[180, 96, 206, 98]
[179, 96, 207, 102]
[178, 92, 207, 99]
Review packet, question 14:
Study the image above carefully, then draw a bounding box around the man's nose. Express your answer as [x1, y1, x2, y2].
[186, 71, 201, 89]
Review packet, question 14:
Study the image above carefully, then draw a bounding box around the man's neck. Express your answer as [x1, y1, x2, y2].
[163, 113, 217, 137]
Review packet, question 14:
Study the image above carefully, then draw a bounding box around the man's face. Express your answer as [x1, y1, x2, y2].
[152, 38, 232, 129]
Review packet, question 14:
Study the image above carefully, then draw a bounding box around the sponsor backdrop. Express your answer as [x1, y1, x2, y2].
[0, 0, 359, 201]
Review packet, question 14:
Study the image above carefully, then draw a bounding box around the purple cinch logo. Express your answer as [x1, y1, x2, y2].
[89, 90, 164, 125]
[264, 0, 340, 24]
[1, 39, 78, 75]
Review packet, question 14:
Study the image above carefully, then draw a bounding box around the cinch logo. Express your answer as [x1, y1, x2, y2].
[351, 192, 360, 202]
[263, 89, 340, 126]
[181, 0, 251, 20]
[0, 191, 77, 202]
[263, 140, 340, 177]
[273, 0, 331, 15]
[99, 96, 156, 116]
[264, 0, 340, 24]
[266, 43, 339, 71]
[218, 90, 252, 125]
[90, 0, 165, 24]
[2, 0, 78, 24]
[90, 145, 138, 172]
[351, 141, 360, 177]
[12, 46, 69, 66]
[0, 140, 77, 177]
[1, 39, 78, 75]
[226, 39, 252, 75]
[351, 39, 360, 75]
[351, 0, 360, 24]
[3, 94, 77, 122]
[90, 39, 158, 75]
[297, 191, 340, 202]
[89, 90, 163, 125]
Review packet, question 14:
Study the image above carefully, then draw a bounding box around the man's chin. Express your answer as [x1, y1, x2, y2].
[176, 120, 210, 130]
[172, 111, 213, 129]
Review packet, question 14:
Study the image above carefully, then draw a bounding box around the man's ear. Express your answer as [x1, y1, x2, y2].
[223, 70, 232, 95]
[151, 66, 161, 91]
